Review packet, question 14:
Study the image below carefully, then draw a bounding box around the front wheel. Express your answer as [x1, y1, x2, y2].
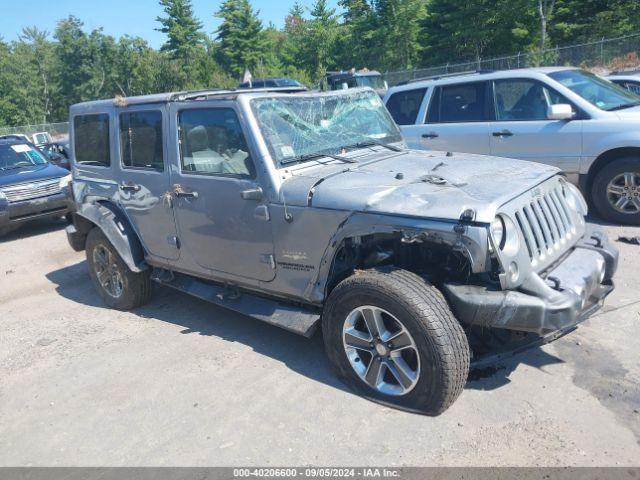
[592, 157, 640, 225]
[322, 268, 470, 415]
[85, 227, 151, 310]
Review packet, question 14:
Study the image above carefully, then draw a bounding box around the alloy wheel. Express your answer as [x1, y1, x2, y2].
[607, 172, 640, 214]
[92, 244, 124, 298]
[342, 306, 420, 396]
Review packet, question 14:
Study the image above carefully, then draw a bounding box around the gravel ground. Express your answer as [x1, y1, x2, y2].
[0, 217, 639, 466]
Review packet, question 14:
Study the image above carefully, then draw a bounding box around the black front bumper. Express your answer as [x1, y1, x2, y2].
[0, 191, 73, 227]
[443, 227, 619, 335]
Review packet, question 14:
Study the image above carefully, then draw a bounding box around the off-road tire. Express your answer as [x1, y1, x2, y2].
[592, 156, 640, 225]
[322, 268, 470, 415]
[85, 227, 151, 310]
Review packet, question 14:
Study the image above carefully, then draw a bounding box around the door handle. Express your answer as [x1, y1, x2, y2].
[241, 187, 263, 201]
[492, 130, 514, 137]
[119, 182, 141, 193]
[422, 132, 439, 139]
[173, 184, 199, 199]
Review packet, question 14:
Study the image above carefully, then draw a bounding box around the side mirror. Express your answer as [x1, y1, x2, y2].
[547, 104, 574, 120]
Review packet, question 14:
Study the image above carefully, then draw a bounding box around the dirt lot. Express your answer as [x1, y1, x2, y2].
[0, 218, 639, 466]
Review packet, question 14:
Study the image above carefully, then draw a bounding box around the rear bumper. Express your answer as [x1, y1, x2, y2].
[443, 226, 618, 335]
[0, 191, 73, 227]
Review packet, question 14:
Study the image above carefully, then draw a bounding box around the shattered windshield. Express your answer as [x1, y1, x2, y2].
[251, 90, 402, 167]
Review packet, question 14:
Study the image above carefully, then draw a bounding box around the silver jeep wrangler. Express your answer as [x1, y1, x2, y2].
[66, 87, 618, 415]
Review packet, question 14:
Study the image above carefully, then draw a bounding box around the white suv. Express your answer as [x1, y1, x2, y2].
[384, 67, 640, 224]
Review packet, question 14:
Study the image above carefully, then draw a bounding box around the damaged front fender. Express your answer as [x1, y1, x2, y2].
[306, 212, 491, 303]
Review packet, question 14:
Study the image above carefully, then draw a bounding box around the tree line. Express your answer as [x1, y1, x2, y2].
[1, 0, 639, 126]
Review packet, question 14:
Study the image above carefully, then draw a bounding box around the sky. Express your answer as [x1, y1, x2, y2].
[1, 0, 340, 48]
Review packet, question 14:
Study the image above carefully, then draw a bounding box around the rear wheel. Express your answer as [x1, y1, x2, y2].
[592, 157, 640, 225]
[322, 268, 470, 415]
[85, 228, 151, 310]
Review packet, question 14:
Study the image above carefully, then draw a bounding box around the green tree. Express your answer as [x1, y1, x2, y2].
[215, 0, 266, 78]
[156, 0, 205, 62]
[303, 0, 341, 79]
[423, 0, 535, 66]
[337, 0, 376, 69]
[374, 0, 427, 70]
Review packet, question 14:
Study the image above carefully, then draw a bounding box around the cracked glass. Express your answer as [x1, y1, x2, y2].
[251, 90, 402, 167]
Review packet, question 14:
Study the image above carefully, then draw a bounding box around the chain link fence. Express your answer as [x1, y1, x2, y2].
[385, 33, 640, 86]
[0, 122, 69, 141]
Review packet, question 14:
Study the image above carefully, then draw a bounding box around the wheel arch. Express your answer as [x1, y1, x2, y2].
[308, 213, 484, 305]
[76, 201, 148, 273]
[582, 147, 640, 195]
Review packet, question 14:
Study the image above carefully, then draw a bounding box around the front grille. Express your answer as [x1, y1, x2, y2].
[1, 178, 61, 202]
[511, 180, 580, 269]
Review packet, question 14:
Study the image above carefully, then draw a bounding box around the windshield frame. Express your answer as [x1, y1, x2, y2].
[248, 89, 403, 168]
[548, 69, 640, 111]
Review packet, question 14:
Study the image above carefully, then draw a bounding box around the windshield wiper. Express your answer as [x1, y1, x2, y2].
[341, 139, 403, 153]
[0, 165, 23, 171]
[607, 101, 640, 111]
[281, 151, 357, 166]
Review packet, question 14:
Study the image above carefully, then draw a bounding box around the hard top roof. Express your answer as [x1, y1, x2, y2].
[70, 86, 308, 110]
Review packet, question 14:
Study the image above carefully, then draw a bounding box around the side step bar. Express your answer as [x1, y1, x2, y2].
[152, 270, 321, 338]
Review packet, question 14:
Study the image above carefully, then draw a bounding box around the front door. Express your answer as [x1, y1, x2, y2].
[169, 103, 276, 282]
[414, 81, 492, 155]
[116, 106, 180, 261]
[489, 78, 583, 174]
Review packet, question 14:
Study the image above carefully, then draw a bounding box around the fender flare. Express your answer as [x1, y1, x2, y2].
[77, 202, 148, 273]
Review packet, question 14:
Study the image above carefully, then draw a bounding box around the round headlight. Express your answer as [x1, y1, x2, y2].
[563, 182, 588, 216]
[490, 216, 505, 250]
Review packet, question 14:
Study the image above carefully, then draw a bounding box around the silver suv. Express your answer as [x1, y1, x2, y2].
[66, 87, 617, 415]
[384, 67, 640, 224]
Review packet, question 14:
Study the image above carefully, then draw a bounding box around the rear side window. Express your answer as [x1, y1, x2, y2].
[428, 82, 488, 123]
[73, 114, 110, 167]
[120, 111, 164, 171]
[386, 88, 427, 125]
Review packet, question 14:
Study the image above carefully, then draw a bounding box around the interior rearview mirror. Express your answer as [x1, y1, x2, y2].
[547, 104, 574, 120]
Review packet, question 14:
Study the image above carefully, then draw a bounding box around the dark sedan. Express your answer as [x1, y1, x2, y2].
[0, 136, 74, 235]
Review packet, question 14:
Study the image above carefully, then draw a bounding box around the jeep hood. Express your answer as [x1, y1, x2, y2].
[280, 150, 560, 223]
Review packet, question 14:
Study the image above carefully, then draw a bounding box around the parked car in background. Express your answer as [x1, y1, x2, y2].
[607, 71, 640, 95]
[238, 77, 305, 89]
[40, 140, 71, 170]
[384, 67, 640, 224]
[323, 69, 388, 97]
[32, 131, 53, 146]
[0, 135, 73, 235]
[66, 87, 616, 415]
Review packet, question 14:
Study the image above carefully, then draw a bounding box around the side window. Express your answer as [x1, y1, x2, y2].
[625, 82, 640, 95]
[494, 79, 570, 121]
[428, 82, 488, 123]
[120, 111, 164, 171]
[179, 108, 254, 177]
[386, 88, 427, 125]
[73, 114, 110, 167]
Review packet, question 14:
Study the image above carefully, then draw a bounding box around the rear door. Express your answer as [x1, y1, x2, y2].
[168, 102, 276, 282]
[385, 87, 429, 148]
[488, 78, 582, 174]
[417, 81, 491, 154]
[116, 105, 180, 261]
